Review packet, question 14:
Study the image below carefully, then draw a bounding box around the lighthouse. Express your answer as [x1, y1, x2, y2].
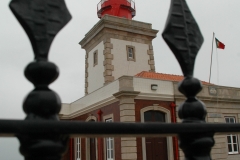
[80, 0, 158, 95]
[61, 2, 175, 160]
[97, 0, 136, 19]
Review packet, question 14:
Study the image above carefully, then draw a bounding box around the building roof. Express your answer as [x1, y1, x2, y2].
[135, 71, 210, 85]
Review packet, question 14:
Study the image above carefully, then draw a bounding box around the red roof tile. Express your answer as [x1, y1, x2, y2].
[135, 71, 210, 85]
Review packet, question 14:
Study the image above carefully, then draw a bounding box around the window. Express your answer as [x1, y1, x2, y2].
[93, 50, 98, 66]
[225, 117, 239, 154]
[75, 138, 81, 160]
[106, 118, 114, 160]
[86, 119, 97, 160]
[126, 45, 135, 61]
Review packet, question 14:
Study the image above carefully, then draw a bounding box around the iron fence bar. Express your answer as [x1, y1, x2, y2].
[9, 1, 72, 159]
[162, 1, 214, 159]
[0, 120, 240, 137]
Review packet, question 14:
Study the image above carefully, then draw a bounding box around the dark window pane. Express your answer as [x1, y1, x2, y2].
[233, 136, 237, 143]
[228, 144, 232, 152]
[128, 48, 133, 57]
[227, 136, 231, 143]
[144, 111, 152, 122]
[154, 112, 165, 122]
[225, 118, 229, 123]
[94, 52, 97, 65]
[111, 150, 113, 158]
[233, 144, 238, 152]
[111, 139, 113, 148]
[145, 111, 166, 122]
[230, 118, 234, 123]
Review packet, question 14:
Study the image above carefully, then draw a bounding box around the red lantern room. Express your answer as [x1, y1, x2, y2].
[97, 0, 136, 19]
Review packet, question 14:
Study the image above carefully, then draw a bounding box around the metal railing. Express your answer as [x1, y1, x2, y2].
[2, 0, 240, 160]
[97, 0, 108, 12]
[127, 0, 135, 11]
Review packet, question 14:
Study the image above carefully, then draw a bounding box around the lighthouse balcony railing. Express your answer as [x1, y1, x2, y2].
[97, 0, 108, 12]
[127, 0, 135, 10]
[97, 0, 135, 13]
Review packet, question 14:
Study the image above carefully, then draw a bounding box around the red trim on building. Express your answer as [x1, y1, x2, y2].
[97, 110, 104, 160]
[70, 138, 73, 160]
[170, 102, 179, 160]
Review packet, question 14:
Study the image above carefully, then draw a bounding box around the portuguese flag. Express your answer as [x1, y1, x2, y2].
[215, 38, 225, 49]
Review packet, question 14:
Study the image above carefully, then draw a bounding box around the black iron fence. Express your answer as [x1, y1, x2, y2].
[1, 0, 240, 160]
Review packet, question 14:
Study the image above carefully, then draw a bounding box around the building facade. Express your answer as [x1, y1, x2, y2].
[60, 73, 240, 160]
[60, 1, 240, 159]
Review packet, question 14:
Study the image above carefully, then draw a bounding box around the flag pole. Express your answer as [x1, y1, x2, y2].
[209, 32, 215, 83]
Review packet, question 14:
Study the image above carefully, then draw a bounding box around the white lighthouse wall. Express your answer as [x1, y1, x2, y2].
[87, 41, 105, 93]
[111, 38, 150, 79]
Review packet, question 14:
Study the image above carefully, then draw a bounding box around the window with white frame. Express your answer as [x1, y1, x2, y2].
[225, 117, 239, 154]
[106, 119, 114, 160]
[76, 137, 81, 160]
[126, 45, 135, 61]
[93, 50, 98, 66]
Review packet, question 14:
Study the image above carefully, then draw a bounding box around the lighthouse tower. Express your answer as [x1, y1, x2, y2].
[97, 0, 136, 19]
[80, 0, 158, 94]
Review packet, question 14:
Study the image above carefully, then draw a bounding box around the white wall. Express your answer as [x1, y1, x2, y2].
[87, 41, 105, 93]
[71, 80, 119, 113]
[133, 77, 174, 95]
[60, 77, 175, 117]
[60, 80, 119, 117]
[111, 38, 150, 79]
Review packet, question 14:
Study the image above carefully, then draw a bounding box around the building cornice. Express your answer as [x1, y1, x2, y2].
[79, 15, 159, 50]
[174, 95, 240, 104]
[60, 97, 118, 119]
[136, 93, 174, 101]
[113, 90, 140, 99]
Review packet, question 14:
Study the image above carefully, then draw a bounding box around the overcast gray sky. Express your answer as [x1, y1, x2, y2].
[1, 0, 240, 159]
